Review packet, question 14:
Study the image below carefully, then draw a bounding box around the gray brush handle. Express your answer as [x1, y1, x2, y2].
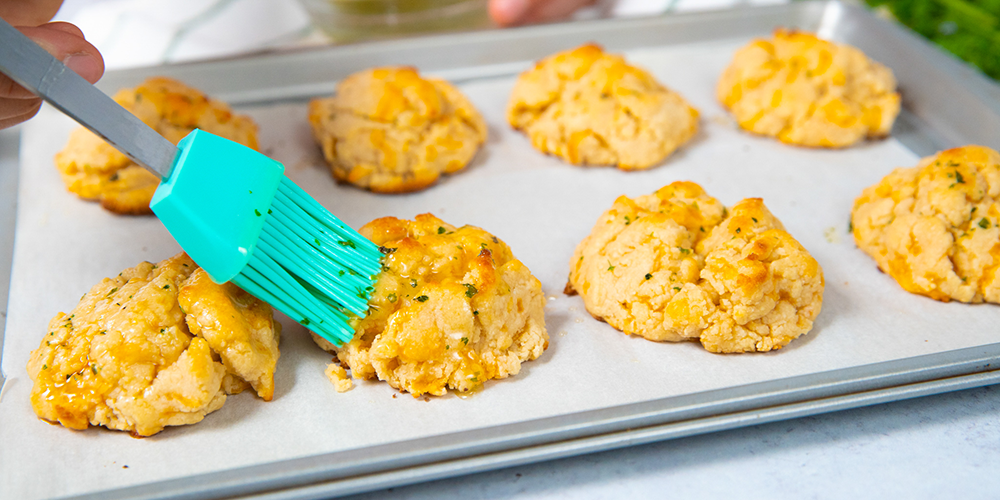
[0, 18, 176, 179]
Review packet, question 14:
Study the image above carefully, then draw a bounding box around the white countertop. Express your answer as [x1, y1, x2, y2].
[3, 1, 998, 498]
[342, 385, 1000, 499]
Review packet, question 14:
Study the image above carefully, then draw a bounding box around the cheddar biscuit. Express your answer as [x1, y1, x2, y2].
[566, 182, 824, 353]
[54, 77, 259, 215]
[852, 145, 1000, 303]
[508, 44, 699, 170]
[308, 67, 487, 193]
[312, 214, 548, 396]
[717, 29, 900, 148]
[26, 253, 281, 436]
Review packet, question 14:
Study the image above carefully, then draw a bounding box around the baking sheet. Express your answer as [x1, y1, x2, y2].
[2, 3, 1000, 499]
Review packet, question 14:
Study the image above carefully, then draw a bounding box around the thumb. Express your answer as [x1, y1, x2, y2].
[3, 22, 104, 99]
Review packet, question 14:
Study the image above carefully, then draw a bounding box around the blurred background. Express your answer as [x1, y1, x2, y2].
[49, 0, 999, 81]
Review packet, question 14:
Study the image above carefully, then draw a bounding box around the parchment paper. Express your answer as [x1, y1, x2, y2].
[2, 39, 998, 499]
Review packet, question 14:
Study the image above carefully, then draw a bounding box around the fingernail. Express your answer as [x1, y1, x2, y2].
[63, 53, 102, 83]
[493, 0, 530, 25]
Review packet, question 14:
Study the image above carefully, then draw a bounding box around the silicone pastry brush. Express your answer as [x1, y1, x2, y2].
[0, 18, 379, 345]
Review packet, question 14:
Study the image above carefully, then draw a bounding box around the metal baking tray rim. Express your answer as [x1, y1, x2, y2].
[67, 343, 1000, 500]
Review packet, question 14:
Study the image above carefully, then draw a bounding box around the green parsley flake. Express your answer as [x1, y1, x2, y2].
[387, 293, 397, 303]
[978, 218, 990, 229]
[438, 227, 446, 234]
[673, 286, 681, 292]
[461, 337, 469, 345]
[301, 318, 311, 326]
[410, 279, 418, 288]
[464, 283, 478, 298]
[415, 295, 429, 302]
[644, 273, 653, 280]
[254, 209, 261, 217]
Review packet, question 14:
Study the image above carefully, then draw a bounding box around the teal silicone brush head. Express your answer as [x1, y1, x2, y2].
[151, 130, 381, 345]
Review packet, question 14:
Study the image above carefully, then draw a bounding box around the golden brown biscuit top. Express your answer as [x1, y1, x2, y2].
[26, 253, 280, 436]
[514, 43, 664, 102]
[507, 44, 699, 170]
[358, 213, 518, 353]
[717, 29, 900, 148]
[314, 213, 548, 397]
[334, 67, 446, 126]
[852, 145, 1000, 303]
[307, 67, 487, 193]
[178, 267, 282, 401]
[113, 76, 259, 148]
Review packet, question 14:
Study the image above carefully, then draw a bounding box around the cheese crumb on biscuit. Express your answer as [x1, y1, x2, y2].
[325, 363, 353, 393]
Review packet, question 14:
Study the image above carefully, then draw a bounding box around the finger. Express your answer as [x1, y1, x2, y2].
[521, 0, 597, 24]
[489, 0, 596, 26]
[17, 24, 105, 84]
[0, 22, 105, 129]
[489, 0, 530, 26]
[0, 93, 43, 115]
[0, 100, 43, 129]
[38, 21, 87, 39]
[0, 23, 105, 101]
[0, 0, 64, 26]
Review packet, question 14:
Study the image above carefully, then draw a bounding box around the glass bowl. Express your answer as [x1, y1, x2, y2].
[297, 0, 492, 43]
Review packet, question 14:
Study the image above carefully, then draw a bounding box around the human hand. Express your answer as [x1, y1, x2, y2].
[0, 20, 104, 129]
[489, 0, 597, 27]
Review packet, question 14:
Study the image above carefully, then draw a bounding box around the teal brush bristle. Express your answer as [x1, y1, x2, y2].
[231, 177, 383, 345]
